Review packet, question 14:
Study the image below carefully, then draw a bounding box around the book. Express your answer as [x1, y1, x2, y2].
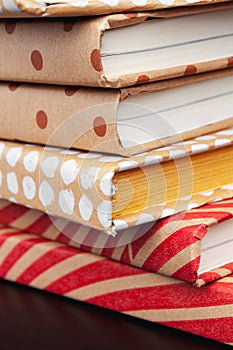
[1, 7, 233, 88]
[1, 197, 233, 286]
[0, 128, 233, 233]
[2, 69, 233, 156]
[0, 0, 232, 17]
[0, 224, 232, 345]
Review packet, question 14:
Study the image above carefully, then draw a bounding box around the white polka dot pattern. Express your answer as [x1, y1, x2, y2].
[135, 213, 155, 225]
[2, 0, 20, 12]
[100, 0, 119, 6]
[59, 190, 75, 215]
[60, 159, 79, 185]
[7, 172, 18, 194]
[179, 195, 191, 201]
[118, 160, 139, 171]
[112, 219, 128, 230]
[0, 0, 226, 17]
[78, 153, 101, 159]
[0, 143, 5, 160]
[78, 194, 93, 221]
[70, 1, 89, 8]
[39, 181, 55, 206]
[99, 172, 115, 196]
[144, 155, 163, 166]
[80, 167, 100, 190]
[158, 0, 175, 4]
[161, 208, 177, 217]
[97, 200, 112, 228]
[6, 147, 22, 167]
[0, 128, 232, 233]
[99, 156, 123, 163]
[214, 139, 232, 147]
[41, 156, 59, 178]
[196, 135, 216, 141]
[217, 129, 233, 135]
[221, 184, 233, 190]
[131, 0, 147, 5]
[200, 190, 214, 196]
[168, 149, 187, 159]
[186, 202, 199, 210]
[8, 197, 17, 203]
[22, 176, 36, 200]
[23, 151, 40, 173]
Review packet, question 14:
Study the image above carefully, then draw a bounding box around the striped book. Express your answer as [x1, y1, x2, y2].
[0, 198, 233, 286]
[0, 224, 232, 345]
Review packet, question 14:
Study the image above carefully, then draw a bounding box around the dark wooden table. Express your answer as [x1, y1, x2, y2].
[0, 279, 230, 350]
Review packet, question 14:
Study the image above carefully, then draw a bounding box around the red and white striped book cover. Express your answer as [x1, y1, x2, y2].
[0, 198, 233, 286]
[0, 224, 232, 345]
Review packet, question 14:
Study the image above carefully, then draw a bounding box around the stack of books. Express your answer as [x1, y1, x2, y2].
[0, 0, 233, 345]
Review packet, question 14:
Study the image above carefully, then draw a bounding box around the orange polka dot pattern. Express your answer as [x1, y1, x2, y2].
[64, 87, 79, 96]
[0, 12, 232, 88]
[36, 111, 48, 129]
[93, 117, 107, 137]
[184, 65, 198, 75]
[2, 70, 233, 156]
[4, 21, 16, 34]
[63, 21, 76, 32]
[31, 50, 43, 71]
[2, 81, 122, 154]
[136, 75, 150, 84]
[8, 82, 20, 91]
[90, 49, 103, 72]
[227, 58, 233, 67]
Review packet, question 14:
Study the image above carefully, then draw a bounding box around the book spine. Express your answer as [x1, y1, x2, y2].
[1, 198, 233, 284]
[0, 17, 104, 86]
[0, 82, 125, 155]
[0, 139, 116, 231]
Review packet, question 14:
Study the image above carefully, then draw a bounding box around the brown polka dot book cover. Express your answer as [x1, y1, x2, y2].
[1, 69, 233, 155]
[0, 0, 233, 347]
[0, 5, 233, 89]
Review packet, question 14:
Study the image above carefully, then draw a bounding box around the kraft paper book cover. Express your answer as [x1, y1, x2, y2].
[0, 197, 233, 286]
[0, 0, 232, 17]
[0, 225, 232, 346]
[0, 7, 233, 88]
[1, 68, 233, 156]
[0, 127, 233, 233]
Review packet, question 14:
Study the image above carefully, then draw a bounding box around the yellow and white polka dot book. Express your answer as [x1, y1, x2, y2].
[0, 127, 233, 234]
[1, 68, 233, 156]
[0, 5, 233, 88]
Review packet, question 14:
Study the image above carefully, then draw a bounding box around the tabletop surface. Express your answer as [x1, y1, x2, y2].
[0, 279, 231, 350]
